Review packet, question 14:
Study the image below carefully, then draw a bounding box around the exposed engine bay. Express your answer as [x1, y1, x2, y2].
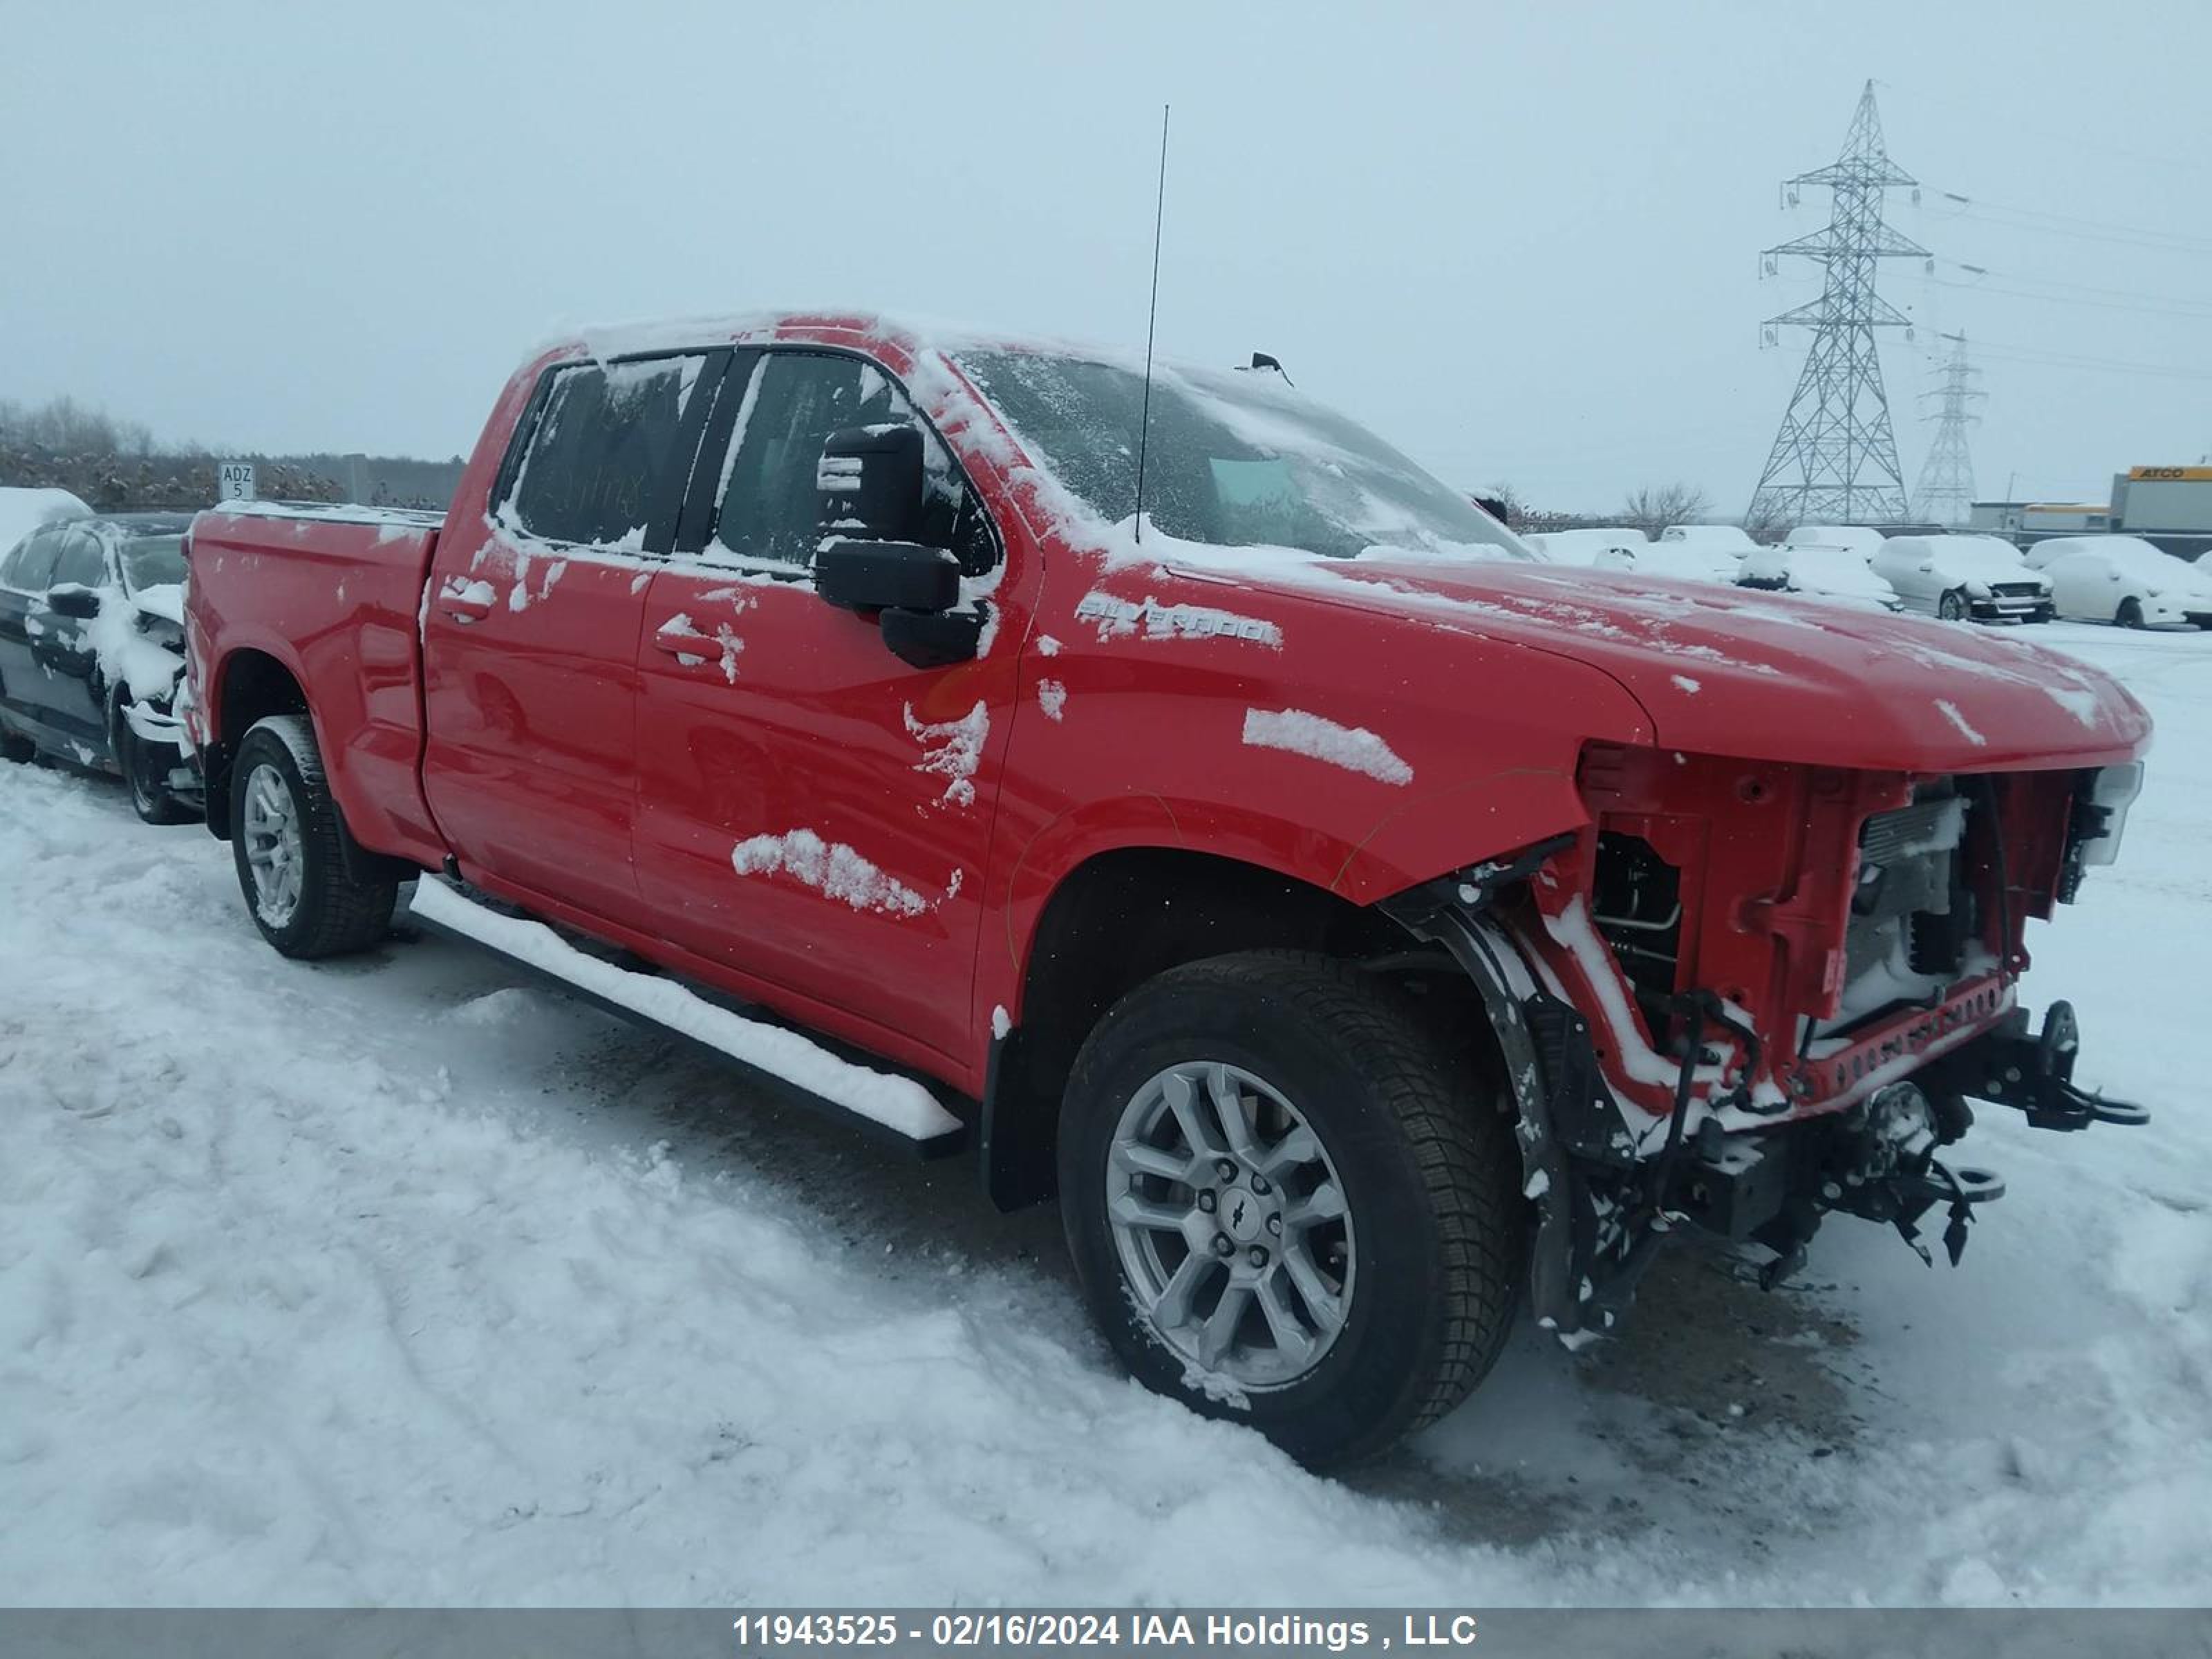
[1386, 747, 2150, 1344]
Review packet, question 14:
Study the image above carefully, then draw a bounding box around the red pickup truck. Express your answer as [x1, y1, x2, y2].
[184, 311, 2153, 1465]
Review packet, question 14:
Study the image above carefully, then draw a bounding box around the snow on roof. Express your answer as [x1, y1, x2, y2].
[559, 308, 1087, 368]
[1784, 525, 1890, 559]
[0, 486, 91, 558]
[2035, 536, 2212, 593]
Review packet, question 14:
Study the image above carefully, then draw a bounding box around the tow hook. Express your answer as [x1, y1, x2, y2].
[1813, 1082, 2006, 1273]
[1881, 1159, 2005, 1268]
[1931, 1000, 2151, 1133]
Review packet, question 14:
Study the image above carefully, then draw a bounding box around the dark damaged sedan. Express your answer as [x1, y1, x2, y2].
[0, 511, 200, 823]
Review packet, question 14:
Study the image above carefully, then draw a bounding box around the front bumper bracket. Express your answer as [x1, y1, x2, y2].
[1926, 999, 2151, 1132]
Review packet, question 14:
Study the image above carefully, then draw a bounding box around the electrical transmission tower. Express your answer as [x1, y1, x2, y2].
[1911, 332, 1983, 525]
[1748, 81, 1929, 527]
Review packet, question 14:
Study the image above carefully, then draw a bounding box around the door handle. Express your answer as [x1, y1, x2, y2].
[652, 616, 717, 657]
[436, 577, 496, 624]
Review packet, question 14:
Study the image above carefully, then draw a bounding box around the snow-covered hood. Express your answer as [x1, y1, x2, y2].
[130, 582, 186, 626]
[1208, 554, 2148, 770]
[2126, 555, 2212, 598]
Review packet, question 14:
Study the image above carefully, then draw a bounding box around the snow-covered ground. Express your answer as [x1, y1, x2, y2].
[3, 624, 2208, 1607]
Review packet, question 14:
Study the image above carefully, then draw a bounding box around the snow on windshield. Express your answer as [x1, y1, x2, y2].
[1786, 547, 1895, 594]
[955, 350, 1533, 563]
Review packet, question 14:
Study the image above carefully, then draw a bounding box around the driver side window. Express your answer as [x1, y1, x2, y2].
[50, 531, 107, 591]
[706, 352, 996, 575]
[3, 526, 67, 592]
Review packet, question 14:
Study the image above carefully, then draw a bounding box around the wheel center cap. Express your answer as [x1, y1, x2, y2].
[1221, 1185, 1266, 1243]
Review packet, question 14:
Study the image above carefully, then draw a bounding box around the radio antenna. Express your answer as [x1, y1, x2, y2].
[1133, 104, 1170, 545]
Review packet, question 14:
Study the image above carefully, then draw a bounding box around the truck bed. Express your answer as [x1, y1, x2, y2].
[185, 500, 449, 869]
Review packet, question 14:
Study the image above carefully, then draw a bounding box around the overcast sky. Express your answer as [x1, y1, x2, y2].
[4, 0, 2208, 514]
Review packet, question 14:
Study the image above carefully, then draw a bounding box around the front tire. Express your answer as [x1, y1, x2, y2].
[113, 694, 191, 825]
[1938, 590, 1969, 623]
[1059, 951, 1525, 1468]
[2117, 597, 2146, 630]
[229, 714, 395, 958]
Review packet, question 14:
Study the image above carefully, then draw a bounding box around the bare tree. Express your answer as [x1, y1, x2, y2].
[1619, 482, 1714, 540]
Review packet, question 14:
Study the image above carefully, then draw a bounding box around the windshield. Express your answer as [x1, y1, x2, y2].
[955, 350, 1533, 561]
[1936, 536, 2030, 574]
[120, 534, 186, 592]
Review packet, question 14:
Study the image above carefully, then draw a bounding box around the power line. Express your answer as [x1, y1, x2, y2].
[1911, 268, 2212, 323]
[1919, 191, 2212, 255]
[1933, 262, 2212, 315]
[1951, 337, 2212, 384]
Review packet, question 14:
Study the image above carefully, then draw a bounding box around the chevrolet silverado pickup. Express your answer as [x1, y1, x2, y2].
[183, 312, 2153, 1465]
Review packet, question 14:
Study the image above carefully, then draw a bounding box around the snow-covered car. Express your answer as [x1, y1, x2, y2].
[1532, 527, 1732, 584]
[1784, 523, 1890, 563]
[1658, 523, 1760, 558]
[0, 485, 90, 560]
[2025, 535, 2212, 629]
[0, 511, 199, 821]
[1527, 527, 1649, 565]
[1871, 534, 2054, 624]
[1604, 541, 1740, 583]
[1738, 542, 1905, 612]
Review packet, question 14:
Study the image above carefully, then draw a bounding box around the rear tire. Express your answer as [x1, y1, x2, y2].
[2117, 597, 2146, 630]
[229, 714, 395, 958]
[1058, 950, 1525, 1468]
[113, 693, 191, 825]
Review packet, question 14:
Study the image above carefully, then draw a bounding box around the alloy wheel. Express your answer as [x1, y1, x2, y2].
[241, 762, 305, 926]
[1105, 1060, 1356, 1389]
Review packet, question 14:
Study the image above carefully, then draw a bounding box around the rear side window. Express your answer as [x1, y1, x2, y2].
[50, 530, 106, 590]
[499, 353, 716, 550]
[706, 352, 996, 574]
[3, 526, 66, 590]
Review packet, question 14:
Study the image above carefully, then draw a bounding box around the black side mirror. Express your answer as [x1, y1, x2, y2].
[814, 538, 984, 671]
[818, 423, 925, 541]
[816, 541, 959, 613]
[46, 583, 101, 619]
[881, 608, 984, 670]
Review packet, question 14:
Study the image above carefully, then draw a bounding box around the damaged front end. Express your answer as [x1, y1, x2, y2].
[1385, 747, 2150, 1344]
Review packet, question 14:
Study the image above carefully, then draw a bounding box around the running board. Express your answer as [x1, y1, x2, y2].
[406, 879, 968, 1159]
